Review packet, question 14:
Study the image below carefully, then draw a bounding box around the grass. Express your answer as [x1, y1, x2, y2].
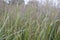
[0, 5, 60, 40]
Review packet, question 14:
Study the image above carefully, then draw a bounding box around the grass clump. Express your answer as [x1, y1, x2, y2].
[0, 5, 60, 40]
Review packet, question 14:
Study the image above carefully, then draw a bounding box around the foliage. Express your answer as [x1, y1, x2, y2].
[0, 1, 60, 40]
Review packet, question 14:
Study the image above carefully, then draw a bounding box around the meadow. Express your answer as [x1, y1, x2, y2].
[0, 2, 60, 40]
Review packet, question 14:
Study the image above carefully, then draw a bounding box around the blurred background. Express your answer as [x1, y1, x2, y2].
[0, 0, 60, 40]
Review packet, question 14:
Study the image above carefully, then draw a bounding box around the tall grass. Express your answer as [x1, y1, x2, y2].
[0, 4, 60, 40]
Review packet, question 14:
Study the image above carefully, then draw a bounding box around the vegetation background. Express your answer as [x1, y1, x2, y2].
[0, 0, 60, 40]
